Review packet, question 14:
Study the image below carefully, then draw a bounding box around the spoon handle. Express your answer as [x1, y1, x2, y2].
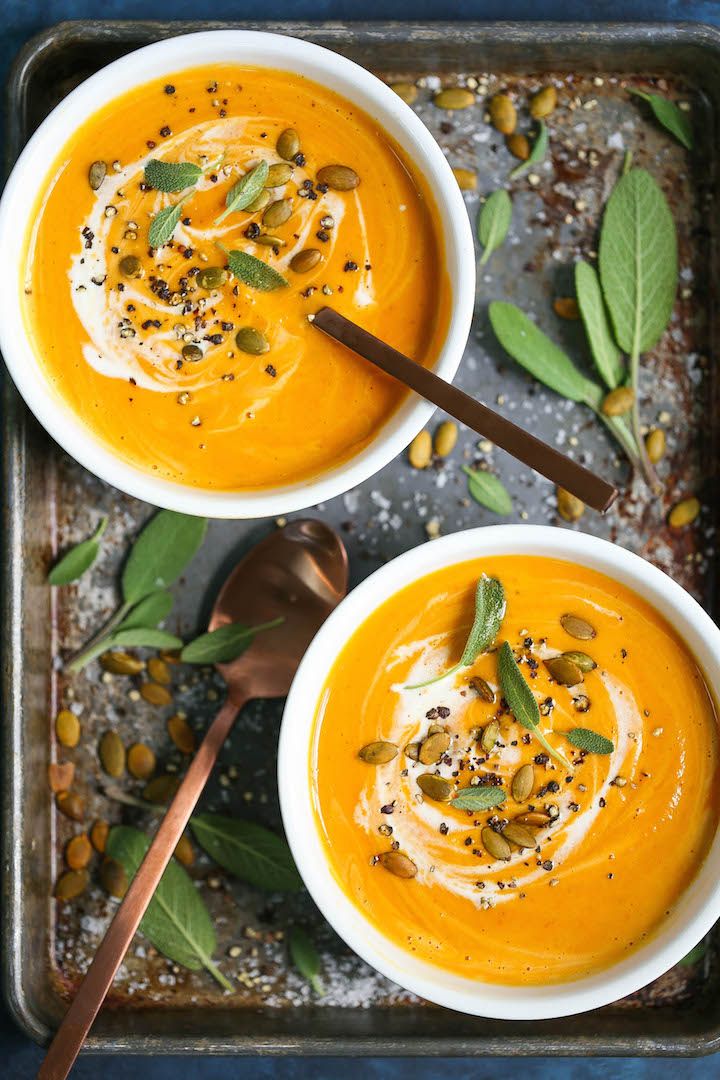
[312, 306, 617, 513]
[38, 696, 245, 1080]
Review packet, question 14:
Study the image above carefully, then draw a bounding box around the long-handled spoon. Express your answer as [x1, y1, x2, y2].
[39, 519, 349, 1079]
[313, 307, 617, 513]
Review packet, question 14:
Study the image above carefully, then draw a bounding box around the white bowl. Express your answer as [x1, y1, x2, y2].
[0, 30, 474, 519]
[279, 525, 720, 1019]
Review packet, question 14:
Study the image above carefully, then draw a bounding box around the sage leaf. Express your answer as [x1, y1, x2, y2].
[575, 261, 624, 390]
[478, 189, 512, 267]
[288, 926, 324, 995]
[190, 813, 303, 891]
[628, 89, 693, 150]
[565, 727, 614, 755]
[48, 516, 107, 585]
[679, 939, 708, 967]
[111, 628, 183, 650]
[106, 825, 232, 990]
[181, 617, 283, 664]
[144, 158, 203, 193]
[598, 168, 677, 358]
[463, 465, 513, 516]
[215, 161, 269, 224]
[149, 202, 185, 247]
[509, 119, 548, 179]
[118, 590, 174, 631]
[122, 510, 207, 605]
[488, 301, 599, 403]
[497, 642, 572, 769]
[225, 248, 288, 291]
[452, 786, 507, 811]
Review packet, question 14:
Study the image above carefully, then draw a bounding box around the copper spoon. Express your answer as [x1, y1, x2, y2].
[313, 307, 617, 513]
[39, 519, 349, 1080]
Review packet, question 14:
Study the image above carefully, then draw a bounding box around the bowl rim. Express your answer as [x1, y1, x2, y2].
[278, 524, 720, 1019]
[0, 29, 475, 518]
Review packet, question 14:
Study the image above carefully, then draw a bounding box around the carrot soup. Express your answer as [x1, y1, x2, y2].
[23, 66, 450, 490]
[312, 556, 720, 985]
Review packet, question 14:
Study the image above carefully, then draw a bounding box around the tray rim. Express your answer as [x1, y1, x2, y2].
[4, 16, 720, 1057]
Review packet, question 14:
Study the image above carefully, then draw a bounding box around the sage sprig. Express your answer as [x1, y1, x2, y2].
[628, 89, 693, 150]
[149, 201, 187, 248]
[497, 642, 572, 769]
[190, 813, 302, 891]
[510, 119, 548, 179]
[452, 786, 507, 811]
[180, 618, 284, 664]
[478, 189, 512, 267]
[107, 825, 232, 990]
[565, 727, 614, 755]
[48, 516, 108, 585]
[145, 159, 203, 193]
[288, 926, 324, 995]
[215, 161, 269, 225]
[222, 247, 288, 291]
[575, 261, 623, 390]
[463, 465, 512, 515]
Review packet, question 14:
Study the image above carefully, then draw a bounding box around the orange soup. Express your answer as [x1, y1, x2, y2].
[313, 556, 720, 985]
[24, 66, 450, 490]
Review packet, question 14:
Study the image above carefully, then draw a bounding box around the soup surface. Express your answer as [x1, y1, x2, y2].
[24, 65, 450, 490]
[313, 556, 720, 985]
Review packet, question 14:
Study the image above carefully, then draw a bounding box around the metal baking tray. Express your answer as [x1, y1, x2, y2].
[3, 19, 720, 1057]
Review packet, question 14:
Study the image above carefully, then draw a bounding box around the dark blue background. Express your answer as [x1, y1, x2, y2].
[3, 1, 719, 1076]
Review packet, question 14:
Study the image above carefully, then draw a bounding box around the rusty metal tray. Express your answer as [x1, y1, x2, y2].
[4, 18, 720, 1057]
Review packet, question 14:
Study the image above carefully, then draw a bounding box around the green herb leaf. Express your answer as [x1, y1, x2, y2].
[488, 301, 600, 403]
[575, 261, 624, 390]
[48, 517, 107, 585]
[121, 510, 207, 606]
[190, 813, 303, 891]
[181, 617, 283, 664]
[452, 786, 507, 811]
[149, 202, 186, 247]
[224, 248, 288, 291]
[478, 189, 512, 267]
[510, 119, 548, 179]
[215, 161, 269, 224]
[106, 825, 232, 990]
[462, 465, 513, 516]
[111, 627, 183, 650]
[118, 590, 174, 631]
[565, 727, 614, 755]
[628, 89, 693, 150]
[598, 168, 677, 358]
[679, 939, 708, 967]
[288, 926, 324, 995]
[497, 642, 572, 769]
[144, 158, 203, 193]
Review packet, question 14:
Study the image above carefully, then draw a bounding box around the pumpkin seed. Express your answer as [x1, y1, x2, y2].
[602, 386, 634, 416]
[100, 650, 144, 675]
[277, 128, 301, 160]
[408, 430, 432, 469]
[196, 266, 227, 290]
[404, 741, 421, 761]
[100, 856, 128, 899]
[417, 773, 453, 802]
[480, 719, 500, 753]
[469, 676, 495, 703]
[65, 833, 92, 871]
[119, 254, 143, 279]
[573, 694, 591, 713]
[55, 869, 89, 901]
[489, 93, 517, 134]
[317, 164, 360, 191]
[669, 496, 700, 528]
[140, 681, 173, 706]
[514, 811, 551, 827]
[143, 774, 180, 804]
[502, 821, 537, 849]
[127, 742, 157, 780]
[390, 82, 418, 105]
[174, 833, 195, 867]
[562, 650, 596, 672]
[434, 420, 457, 457]
[56, 790, 84, 822]
[255, 234, 286, 247]
[167, 713, 196, 754]
[265, 162, 294, 187]
[530, 86, 558, 118]
[418, 731, 451, 765]
[90, 819, 110, 853]
[99, 730, 126, 778]
[544, 656, 584, 687]
[88, 160, 107, 190]
[290, 248, 322, 273]
[511, 763, 534, 802]
[182, 343, 203, 362]
[645, 427, 666, 463]
[262, 198, 293, 228]
[553, 297, 580, 320]
[434, 87, 475, 110]
[506, 132, 530, 160]
[481, 826, 511, 861]
[358, 740, 399, 765]
[557, 486, 585, 522]
[377, 851, 418, 878]
[147, 657, 171, 685]
[427, 724, 447, 736]
[452, 167, 477, 191]
[246, 189, 270, 213]
[56, 709, 80, 748]
[48, 762, 75, 793]
[235, 326, 270, 355]
[560, 614, 596, 640]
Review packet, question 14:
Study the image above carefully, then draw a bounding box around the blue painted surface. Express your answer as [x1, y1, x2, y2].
[3, 1, 720, 1076]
